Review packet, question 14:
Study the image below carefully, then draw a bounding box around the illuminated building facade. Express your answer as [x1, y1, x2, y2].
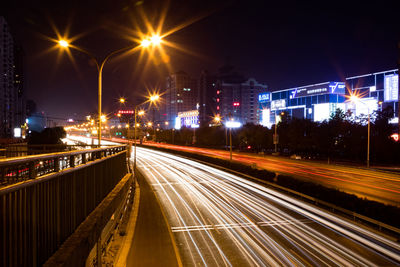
[165, 71, 198, 127]
[259, 69, 399, 128]
[0, 16, 25, 138]
[198, 70, 216, 126]
[216, 78, 267, 125]
[346, 69, 398, 124]
[175, 110, 199, 130]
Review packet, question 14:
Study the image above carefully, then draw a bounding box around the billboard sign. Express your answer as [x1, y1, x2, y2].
[261, 109, 270, 127]
[290, 82, 345, 99]
[258, 92, 271, 103]
[118, 110, 134, 114]
[384, 74, 398, 102]
[225, 121, 242, 128]
[178, 110, 199, 128]
[328, 82, 346, 94]
[271, 99, 286, 110]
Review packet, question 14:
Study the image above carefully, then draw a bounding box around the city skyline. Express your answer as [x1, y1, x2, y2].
[2, 0, 399, 118]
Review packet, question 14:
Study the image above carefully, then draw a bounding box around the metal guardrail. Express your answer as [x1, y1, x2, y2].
[146, 145, 400, 240]
[2, 144, 112, 158]
[0, 145, 128, 266]
[215, 162, 400, 239]
[0, 145, 123, 186]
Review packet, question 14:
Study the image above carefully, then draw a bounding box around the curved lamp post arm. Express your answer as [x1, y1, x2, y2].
[69, 45, 101, 71]
[96, 45, 138, 146]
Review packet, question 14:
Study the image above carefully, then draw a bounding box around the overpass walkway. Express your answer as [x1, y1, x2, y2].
[124, 170, 180, 267]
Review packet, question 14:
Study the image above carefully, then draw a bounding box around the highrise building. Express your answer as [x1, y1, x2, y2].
[198, 70, 217, 125]
[216, 78, 268, 125]
[0, 16, 25, 138]
[164, 71, 198, 127]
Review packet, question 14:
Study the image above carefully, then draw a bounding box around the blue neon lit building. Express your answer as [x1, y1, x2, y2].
[259, 69, 399, 128]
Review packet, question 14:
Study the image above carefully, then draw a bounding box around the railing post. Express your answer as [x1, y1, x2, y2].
[32, 185, 37, 267]
[82, 153, 86, 164]
[54, 158, 60, 172]
[1, 167, 5, 184]
[70, 155, 75, 168]
[29, 161, 37, 179]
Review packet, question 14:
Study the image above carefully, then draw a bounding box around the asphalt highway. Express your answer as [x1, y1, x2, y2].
[135, 146, 400, 266]
[143, 142, 400, 206]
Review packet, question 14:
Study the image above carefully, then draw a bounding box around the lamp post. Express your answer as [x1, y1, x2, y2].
[273, 111, 284, 154]
[274, 112, 278, 153]
[119, 95, 158, 173]
[229, 127, 232, 161]
[134, 108, 145, 172]
[225, 119, 241, 162]
[57, 35, 162, 146]
[350, 95, 371, 168]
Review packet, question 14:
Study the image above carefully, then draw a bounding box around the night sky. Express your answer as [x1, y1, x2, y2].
[3, 0, 400, 119]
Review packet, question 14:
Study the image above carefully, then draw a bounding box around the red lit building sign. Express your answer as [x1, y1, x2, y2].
[233, 102, 240, 106]
[118, 110, 134, 114]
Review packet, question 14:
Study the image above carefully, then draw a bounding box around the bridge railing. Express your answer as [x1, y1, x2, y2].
[0, 145, 123, 186]
[0, 145, 128, 267]
[1, 143, 114, 159]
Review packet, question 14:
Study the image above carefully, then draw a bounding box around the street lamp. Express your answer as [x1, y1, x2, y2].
[214, 115, 221, 125]
[225, 120, 241, 161]
[273, 111, 284, 154]
[349, 95, 371, 168]
[119, 94, 159, 174]
[56, 35, 162, 146]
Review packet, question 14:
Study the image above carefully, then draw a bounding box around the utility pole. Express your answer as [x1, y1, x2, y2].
[192, 126, 196, 144]
[225, 127, 228, 150]
[367, 112, 370, 168]
[274, 115, 278, 153]
[229, 127, 232, 161]
[398, 41, 400, 135]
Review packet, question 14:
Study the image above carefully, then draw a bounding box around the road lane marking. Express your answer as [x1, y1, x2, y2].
[171, 219, 313, 232]
[151, 181, 212, 186]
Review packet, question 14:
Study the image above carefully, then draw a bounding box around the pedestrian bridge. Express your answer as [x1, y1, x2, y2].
[0, 145, 130, 266]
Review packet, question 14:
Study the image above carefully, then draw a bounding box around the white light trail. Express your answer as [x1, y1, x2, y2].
[134, 147, 400, 266]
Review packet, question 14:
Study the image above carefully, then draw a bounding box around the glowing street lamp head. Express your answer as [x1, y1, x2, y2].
[350, 95, 359, 103]
[150, 94, 160, 102]
[119, 98, 126, 104]
[141, 39, 151, 48]
[150, 34, 162, 46]
[58, 39, 69, 48]
[138, 110, 145, 116]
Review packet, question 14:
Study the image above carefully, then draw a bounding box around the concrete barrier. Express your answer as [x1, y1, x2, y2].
[44, 173, 133, 267]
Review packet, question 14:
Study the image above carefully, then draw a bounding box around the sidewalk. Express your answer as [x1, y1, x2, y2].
[125, 171, 180, 267]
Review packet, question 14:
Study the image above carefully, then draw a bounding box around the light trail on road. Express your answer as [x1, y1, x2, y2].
[135, 147, 400, 266]
[142, 142, 400, 206]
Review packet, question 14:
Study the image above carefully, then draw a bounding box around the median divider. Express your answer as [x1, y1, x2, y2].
[141, 144, 400, 240]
